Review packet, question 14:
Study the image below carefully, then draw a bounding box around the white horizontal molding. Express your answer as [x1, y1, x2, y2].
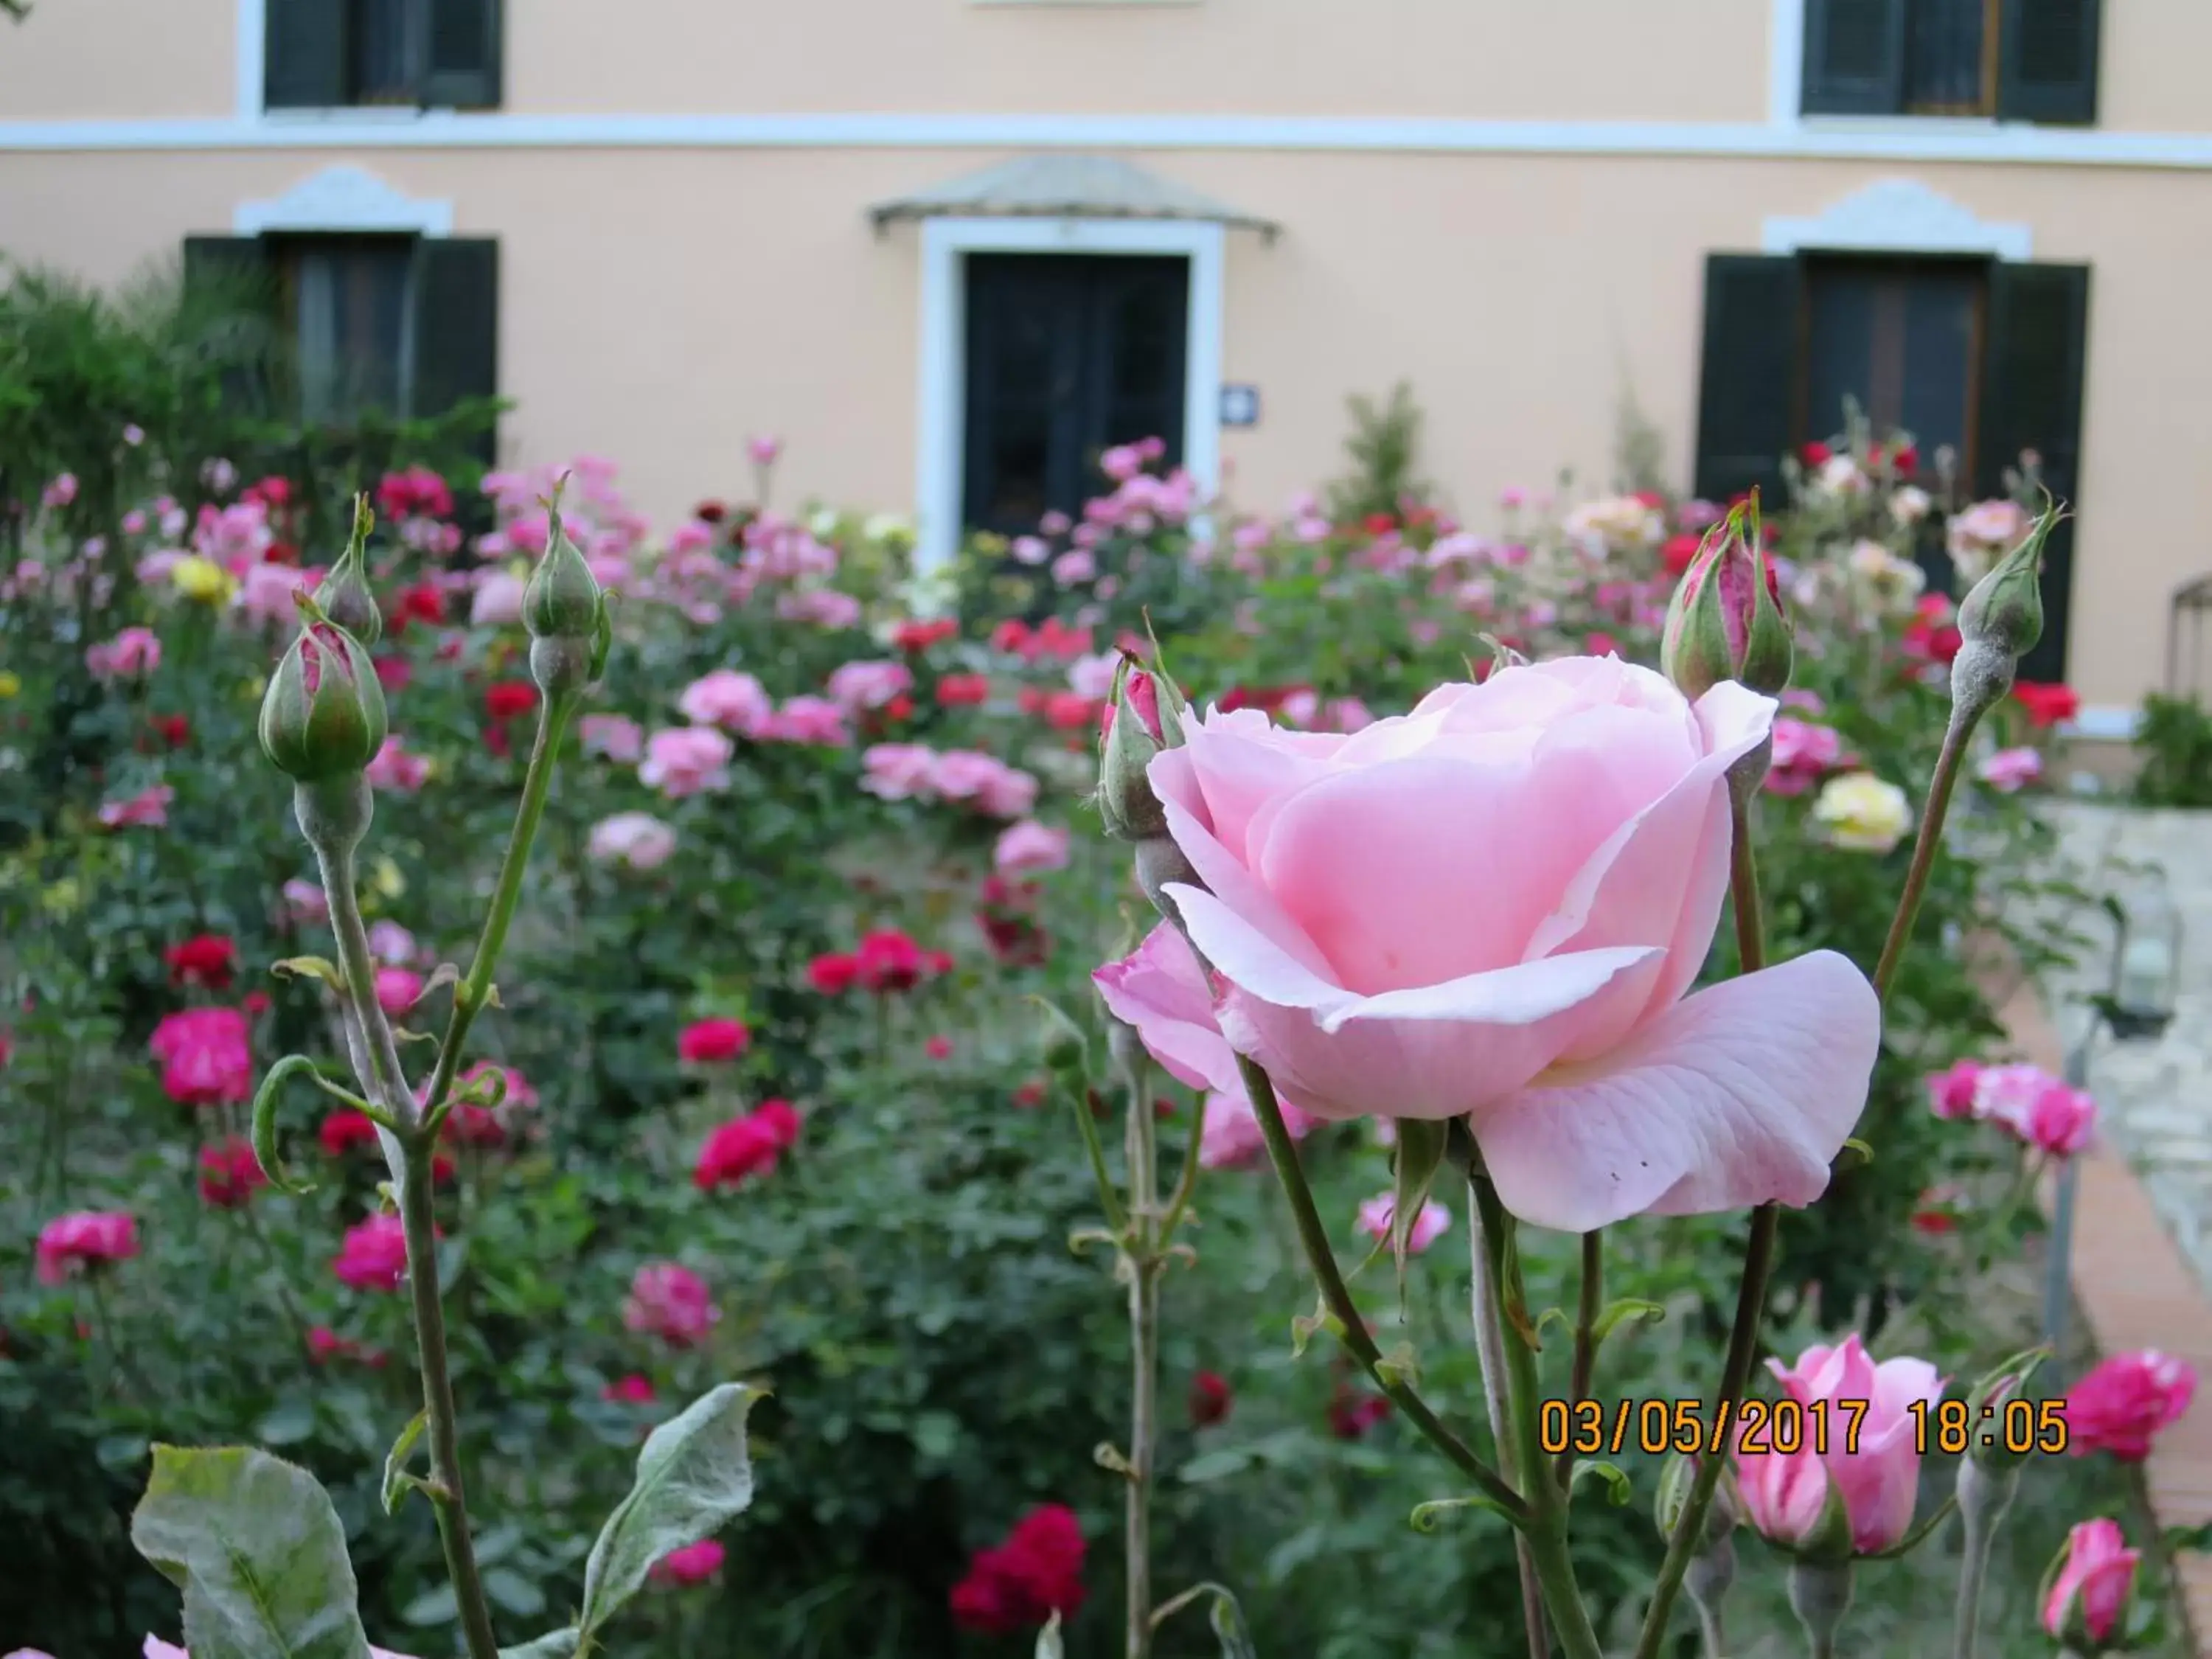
[10, 111, 2212, 167]
[234, 164, 454, 235]
[1762, 178, 2032, 259]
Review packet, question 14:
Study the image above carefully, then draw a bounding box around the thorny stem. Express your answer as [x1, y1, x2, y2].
[1874, 711, 1975, 1000]
[1470, 1172, 1604, 1659]
[1235, 1055, 1526, 1523]
[1635, 803, 1775, 1659]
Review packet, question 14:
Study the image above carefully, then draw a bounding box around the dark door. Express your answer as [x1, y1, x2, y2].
[961, 254, 1189, 536]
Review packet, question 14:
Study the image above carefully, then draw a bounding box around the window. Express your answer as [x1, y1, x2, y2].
[265, 0, 501, 111]
[181, 234, 499, 451]
[1801, 0, 2100, 122]
[1692, 251, 2089, 678]
[961, 254, 1189, 535]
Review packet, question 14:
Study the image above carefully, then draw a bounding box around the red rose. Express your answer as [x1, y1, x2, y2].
[1361, 512, 1398, 535]
[1802, 442, 1833, 465]
[950, 1505, 1087, 1635]
[1012, 1080, 1047, 1108]
[484, 681, 538, 723]
[678, 1018, 750, 1064]
[855, 929, 931, 993]
[936, 673, 992, 707]
[198, 1136, 268, 1208]
[164, 933, 238, 990]
[1043, 691, 1098, 731]
[2012, 681, 2080, 729]
[1661, 532, 1703, 577]
[693, 499, 728, 524]
[1891, 444, 1919, 476]
[150, 713, 191, 749]
[1189, 1371, 1232, 1427]
[319, 1110, 381, 1157]
[1329, 1385, 1392, 1439]
[892, 618, 960, 652]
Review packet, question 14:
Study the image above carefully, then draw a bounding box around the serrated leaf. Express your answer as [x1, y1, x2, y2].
[578, 1383, 765, 1641]
[1208, 1587, 1259, 1659]
[130, 1444, 372, 1659]
[381, 1410, 429, 1515]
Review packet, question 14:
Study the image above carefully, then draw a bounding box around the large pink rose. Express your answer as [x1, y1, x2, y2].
[1141, 658, 1881, 1231]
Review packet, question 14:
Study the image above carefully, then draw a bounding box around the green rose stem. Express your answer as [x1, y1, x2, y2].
[1468, 1172, 1604, 1659]
[1633, 799, 1778, 1659]
[417, 691, 578, 1123]
[311, 810, 502, 1659]
[1119, 1046, 1164, 1659]
[1234, 1055, 1525, 1523]
[1871, 714, 1973, 1001]
[1467, 1198, 1549, 1658]
[1554, 1229, 1603, 1492]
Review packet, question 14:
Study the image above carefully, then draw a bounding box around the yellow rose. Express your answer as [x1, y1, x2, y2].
[0, 671, 20, 699]
[171, 555, 236, 604]
[1812, 772, 1913, 854]
[370, 856, 406, 900]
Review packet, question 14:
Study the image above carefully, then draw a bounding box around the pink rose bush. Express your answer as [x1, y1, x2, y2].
[1926, 1060, 2098, 1157]
[1125, 658, 1880, 1230]
[624, 1262, 718, 1347]
[36, 1210, 140, 1284]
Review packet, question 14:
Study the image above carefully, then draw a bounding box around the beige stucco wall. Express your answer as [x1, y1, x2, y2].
[0, 143, 2204, 710]
[8, 0, 2212, 132]
[0, 0, 233, 118]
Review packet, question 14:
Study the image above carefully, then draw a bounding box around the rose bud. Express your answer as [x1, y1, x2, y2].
[2040, 1518, 2140, 1651]
[1660, 492, 1793, 700]
[1950, 501, 2058, 728]
[523, 487, 608, 698]
[311, 494, 383, 646]
[259, 602, 389, 786]
[1097, 656, 1187, 842]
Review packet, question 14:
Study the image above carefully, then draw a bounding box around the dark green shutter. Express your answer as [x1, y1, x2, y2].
[411, 238, 499, 458]
[1997, 0, 2101, 123]
[419, 0, 501, 108]
[1977, 262, 2090, 682]
[264, 0, 346, 108]
[1801, 0, 1907, 114]
[1692, 254, 1801, 507]
[181, 236, 279, 413]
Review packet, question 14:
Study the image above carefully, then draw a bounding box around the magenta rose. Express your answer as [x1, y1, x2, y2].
[2042, 1518, 2139, 1644]
[2065, 1349, 2197, 1460]
[1135, 658, 1881, 1231]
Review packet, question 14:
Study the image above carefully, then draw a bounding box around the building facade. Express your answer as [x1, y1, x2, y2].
[3, 0, 2209, 722]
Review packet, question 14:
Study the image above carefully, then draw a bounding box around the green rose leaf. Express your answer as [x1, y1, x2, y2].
[130, 1444, 372, 1659]
[498, 1632, 579, 1659]
[577, 1383, 765, 1641]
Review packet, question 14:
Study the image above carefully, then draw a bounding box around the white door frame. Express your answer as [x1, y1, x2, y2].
[913, 215, 1225, 571]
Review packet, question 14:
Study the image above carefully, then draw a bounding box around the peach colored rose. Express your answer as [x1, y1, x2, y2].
[1142, 657, 1879, 1231]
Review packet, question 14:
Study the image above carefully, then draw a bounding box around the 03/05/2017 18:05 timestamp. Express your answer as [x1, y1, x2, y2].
[1537, 1396, 2070, 1458]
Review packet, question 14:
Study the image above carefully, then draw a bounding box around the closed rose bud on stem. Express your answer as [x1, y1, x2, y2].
[522, 481, 608, 699]
[1660, 492, 1793, 700]
[1097, 658, 1185, 842]
[1876, 500, 2066, 1002]
[259, 597, 389, 793]
[312, 493, 383, 645]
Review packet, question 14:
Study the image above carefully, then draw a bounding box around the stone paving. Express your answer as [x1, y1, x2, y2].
[2036, 801, 2212, 1288]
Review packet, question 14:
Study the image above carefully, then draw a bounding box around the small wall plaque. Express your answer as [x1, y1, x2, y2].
[1220, 384, 1261, 428]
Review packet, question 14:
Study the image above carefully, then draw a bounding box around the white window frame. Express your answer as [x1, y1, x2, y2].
[912, 215, 1225, 573]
